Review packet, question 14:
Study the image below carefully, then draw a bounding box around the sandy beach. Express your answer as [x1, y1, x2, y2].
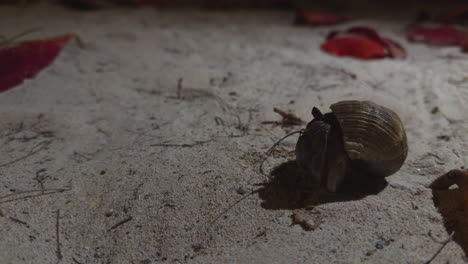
[0, 3, 467, 263]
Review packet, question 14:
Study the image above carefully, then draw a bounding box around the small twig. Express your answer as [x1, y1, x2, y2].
[97, 128, 111, 138]
[177, 78, 183, 99]
[72, 257, 83, 264]
[0, 188, 68, 200]
[9, 216, 29, 227]
[150, 139, 213, 148]
[209, 190, 260, 225]
[72, 257, 82, 264]
[0, 141, 51, 168]
[255, 230, 267, 238]
[214, 117, 225, 126]
[428, 231, 447, 244]
[108, 216, 133, 231]
[35, 168, 47, 194]
[56, 210, 63, 260]
[133, 183, 144, 200]
[272, 108, 305, 126]
[72, 151, 93, 162]
[0, 188, 71, 204]
[324, 66, 357, 79]
[424, 231, 455, 264]
[427, 153, 442, 161]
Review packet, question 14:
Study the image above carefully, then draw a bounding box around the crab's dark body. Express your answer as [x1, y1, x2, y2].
[295, 108, 348, 192]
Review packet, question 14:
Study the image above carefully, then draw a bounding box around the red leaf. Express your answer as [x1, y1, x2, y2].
[295, 11, 350, 25]
[0, 34, 77, 92]
[322, 37, 387, 59]
[435, 4, 468, 23]
[322, 26, 405, 59]
[406, 25, 464, 46]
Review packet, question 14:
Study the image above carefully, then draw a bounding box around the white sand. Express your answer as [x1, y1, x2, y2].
[0, 4, 467, 263]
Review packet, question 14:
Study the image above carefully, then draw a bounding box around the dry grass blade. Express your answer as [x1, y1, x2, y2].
[56, 209, 63, 260]
[150, 139, 212, 148]
[0, 140, 51, 168]
[424, 231, 455, 264]
[0, 188, 71, 204]
[273, 108, 305, 126]
[209, 190, 260, 225]
[0, 27, 43, 45]
[108, 216, 133, 231]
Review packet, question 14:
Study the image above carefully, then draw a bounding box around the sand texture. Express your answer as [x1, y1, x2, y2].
[0, 4, 467, 264]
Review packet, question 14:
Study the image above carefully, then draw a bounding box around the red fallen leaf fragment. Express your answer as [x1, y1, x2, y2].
[435, 4, 468, 23]
[295, 11, 350, 25]
[0, 34, 77, 93]
[322, 37, 387, 59]
[406, 25, 464, 46]
[322, 26, 406, 59]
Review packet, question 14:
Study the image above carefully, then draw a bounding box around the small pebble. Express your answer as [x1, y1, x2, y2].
[375, 240, 386, 249]
[192, 243, 206, 253]
[437, 135, 450, 141]
[105, 209, 114, 217]
[236, 187, 247, 195]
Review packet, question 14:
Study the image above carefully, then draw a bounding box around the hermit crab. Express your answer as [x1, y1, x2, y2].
[295, 100, 408, 192]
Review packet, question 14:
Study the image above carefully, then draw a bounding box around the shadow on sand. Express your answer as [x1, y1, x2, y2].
[257, 160, 388, 210]
[432, 188, 468, 258]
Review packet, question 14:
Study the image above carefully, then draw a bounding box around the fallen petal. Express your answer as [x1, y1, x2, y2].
[406, 25, 464, 46]
[346, 27, 406, 58]
[0, 34, 77, 92]
[321, 37, 387, 59]
[295, 11, 350, 26]
[323, 26, 405, 59]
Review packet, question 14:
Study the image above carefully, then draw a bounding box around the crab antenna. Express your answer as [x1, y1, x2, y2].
[259, 129, 304, 175]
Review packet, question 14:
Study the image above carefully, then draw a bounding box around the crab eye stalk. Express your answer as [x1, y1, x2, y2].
[311, 107, 324, 120]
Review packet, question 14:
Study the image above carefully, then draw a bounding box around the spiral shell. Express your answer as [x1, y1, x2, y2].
[330, 100, 408, 177]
